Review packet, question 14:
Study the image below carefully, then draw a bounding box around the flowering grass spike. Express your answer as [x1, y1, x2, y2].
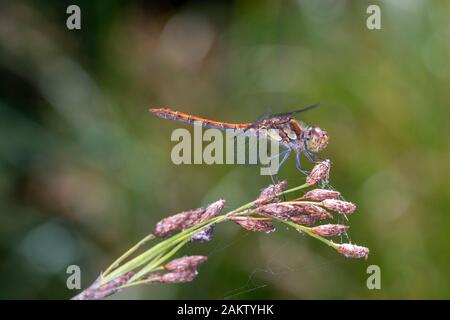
[71, 159, 369, 300]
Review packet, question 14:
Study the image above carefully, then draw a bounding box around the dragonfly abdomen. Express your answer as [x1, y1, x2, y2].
[149, 108, 252, 130]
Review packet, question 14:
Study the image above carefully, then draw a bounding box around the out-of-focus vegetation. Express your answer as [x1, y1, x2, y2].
[1, 0, 449, 299]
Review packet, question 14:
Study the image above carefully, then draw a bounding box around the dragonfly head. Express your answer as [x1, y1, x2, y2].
[305, 126, 328, 152]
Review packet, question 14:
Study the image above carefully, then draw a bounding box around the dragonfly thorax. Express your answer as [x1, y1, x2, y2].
[304, 126, 328, 153]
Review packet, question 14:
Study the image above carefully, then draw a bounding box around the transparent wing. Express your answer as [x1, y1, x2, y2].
[255, 110, 273, 122]
[271, 103, 320, 119]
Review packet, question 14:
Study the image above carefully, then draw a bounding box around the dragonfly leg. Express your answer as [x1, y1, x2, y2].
[276, 148, 292, 173]
[268, 149, 289, 162]
[269, 149, 291, 201]
[269, 148, 291, 175]
[304, 150, 324, 163]
[295, 149, 310, 176]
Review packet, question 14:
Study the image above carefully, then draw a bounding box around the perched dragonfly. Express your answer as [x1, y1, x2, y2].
[149, 104, 328, 175]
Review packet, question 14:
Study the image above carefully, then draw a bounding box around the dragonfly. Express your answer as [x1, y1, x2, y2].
[149, 104, 328, 176]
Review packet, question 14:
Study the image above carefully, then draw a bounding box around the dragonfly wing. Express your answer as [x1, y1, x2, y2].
[271, 103, 320, 119]
[255, 110, 273, 122]
[243, 109, 273, 130]
[266, 129, 283, 142]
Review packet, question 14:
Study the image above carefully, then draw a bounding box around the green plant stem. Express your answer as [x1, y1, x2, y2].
[129, 238, 190, 282]
[278, 182, 310, 197]
[100, 182, 312, 285]
[101, 217, 217, 284]
[103, 234, 155, 278]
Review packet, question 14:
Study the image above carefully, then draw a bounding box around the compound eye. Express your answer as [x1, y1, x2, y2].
[310, 127, 322, 136]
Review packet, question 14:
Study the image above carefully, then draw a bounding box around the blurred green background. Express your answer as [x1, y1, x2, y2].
[1, 0, 449, 299]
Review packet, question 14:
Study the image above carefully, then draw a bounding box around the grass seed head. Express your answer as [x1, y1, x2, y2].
[321, 199, 356, 215]
[153, 200, 225, 238]
[289, 210, 333, 226]
[257, 203, 298, 219]
[293, 203, 330, 216]
[300, 189, 340, 201]
[312, 224, 349, 237]
[306, 160, 331, 185]
[337, 244, 369, 259]
[164, 255, 208, 272]
[255, 180, 288, 205]
[160, 270, 198, 283]
[230, 217, 275, 233]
